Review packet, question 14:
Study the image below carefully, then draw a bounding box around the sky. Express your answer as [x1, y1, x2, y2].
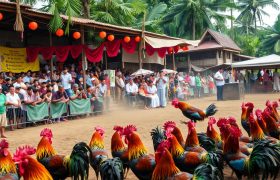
[34, 0, 280, 27]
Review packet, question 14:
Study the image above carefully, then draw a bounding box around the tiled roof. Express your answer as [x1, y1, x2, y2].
[188, 41, 222, 52]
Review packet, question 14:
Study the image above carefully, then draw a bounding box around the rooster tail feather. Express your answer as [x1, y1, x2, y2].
[204, 150, 224, 171]
[247, 140, 280, 179]
[197, 133, 216, 152]
[151, 126, 166, 152]
[205, 104, 218, 117]
[193, 163, 224, 180]
[69, 142, 92, 180]
[100, 157, 124, 180]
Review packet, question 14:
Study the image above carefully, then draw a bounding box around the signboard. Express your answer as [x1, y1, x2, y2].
[104, 70, 115, 87]
[0, 46, 39, 73]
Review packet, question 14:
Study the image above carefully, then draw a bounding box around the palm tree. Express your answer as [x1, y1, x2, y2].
[236, 0, 279, 32]
[161, 0, 228, 39]
[262, 15, 280, 54]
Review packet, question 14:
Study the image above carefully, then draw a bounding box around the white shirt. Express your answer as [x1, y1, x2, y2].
[6, 92, 20, 109]
[157, 77, 168, 89]
[126, 83, 138, 94]
[61, 73, 72, 89]
[99, 84, 107, 96]
[23, 76, 31, 83]
[147, 85, 157, 94]
[190, 76, 196, 86]
[214, 71, 225, 86]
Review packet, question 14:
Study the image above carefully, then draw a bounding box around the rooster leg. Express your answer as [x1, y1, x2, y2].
[95, 169, 99, 180]
[124, 168, 130, 179]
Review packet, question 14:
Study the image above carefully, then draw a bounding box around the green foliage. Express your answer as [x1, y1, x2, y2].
[235, 34, 260, 56]
[262, 15, 280, 55]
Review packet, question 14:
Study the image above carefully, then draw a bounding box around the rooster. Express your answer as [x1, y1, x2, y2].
[266, 100, 280, 122]
[0, 140, 19, 180]
[172, 99, 217, 122]
[218, 119, 280, 179]
[123, 125, 156, 180]
[100, 157, 124, 180]
[36, 128, 91, 180]
[255, 109, 269, 135]
[111, 126, 129, 177]
[89, 126, 109, 180]
[13, 145, 53, 180]
[241, 102, 254, 137]
[163, 121, 184, 147]
[262, 109, 280, 139]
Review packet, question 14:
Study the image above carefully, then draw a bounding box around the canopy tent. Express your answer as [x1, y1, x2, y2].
[191, 63, 231, 72]
[162, 69, 177, 74]
[231, 54, 280, 69]
[131, 69, 154, 77]
[144, 36, 199, 49]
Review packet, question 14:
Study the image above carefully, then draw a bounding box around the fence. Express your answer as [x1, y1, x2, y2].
[6, 98, 102, 127]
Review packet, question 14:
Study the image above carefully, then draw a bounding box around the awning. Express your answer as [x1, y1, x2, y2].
[144, 36, 199, 49]
[232, 54, 280, 69]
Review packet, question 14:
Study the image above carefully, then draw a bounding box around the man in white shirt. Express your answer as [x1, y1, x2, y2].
[125, 78, 138, 106]
[23, 71, 32, 83]
[6, 86, 21, 130]
[214, 68, 225, 101]
[61, 67, 73, 97]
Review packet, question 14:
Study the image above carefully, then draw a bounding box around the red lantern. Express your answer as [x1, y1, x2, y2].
[28, 22, 38, 31]
[99, 31, 107, 39]
[168, 47, 173, 53]
[73, 31, 81, 40]
[107, 34, 114, 42]
[0, 13, 3, 21]
[124, 36, 131, 43]
[56, 28, 64, 37]
[182, 46, 189, 51]
[135, 36, 141, 42]
[174, 46, 180, 53]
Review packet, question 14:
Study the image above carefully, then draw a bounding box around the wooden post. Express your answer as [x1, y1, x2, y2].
[104, 51, 108, 69]
[187, 53, 191, 73]
[164, 56, 166, 69]
[172, 52, 176, 70]
[49, 32, 54, 80]
[81, 26, 87, 90]
[138, 44, 142, 69]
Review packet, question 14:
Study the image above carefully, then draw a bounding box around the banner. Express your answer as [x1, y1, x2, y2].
[122, 49, 164, 65]
[104, 70, 115, 87]
[69, 99, 91, 115]
[27, 103, 49, 122]
[50, 102, 67, 119]
[0, 46, 39, 73]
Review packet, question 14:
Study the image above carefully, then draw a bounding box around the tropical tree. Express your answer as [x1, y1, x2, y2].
[262, 15, 280, 54]
[236, 0, 279, 32]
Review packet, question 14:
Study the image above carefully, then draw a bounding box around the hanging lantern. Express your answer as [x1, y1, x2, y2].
[99, 31, 107, 39]
[56, 28, 64, 37]
[182, 46, 189, 51]
[107, 34, 114, 41]
[174, 46, 180, 53]
[73, 31, 81, 40]
[0, 13, 3, 21]
[135, 36, 141, 42]
[124, 36, 131, 43]
[168, 47, 173, 54]
[28, 22, 38, 31]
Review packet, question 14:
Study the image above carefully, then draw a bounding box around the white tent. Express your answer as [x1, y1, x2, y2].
[232, 54, 280, 69]
[131, 69, 154, 77]
[162, 69, 177, 74]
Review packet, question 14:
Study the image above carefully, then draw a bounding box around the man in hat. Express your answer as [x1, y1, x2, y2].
[0, 85, 7, 138]
[125, 77, 138, 106]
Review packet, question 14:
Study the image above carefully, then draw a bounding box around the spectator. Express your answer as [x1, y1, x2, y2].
[189, 72, 196, 96]
[52, 70, 60, 81]
[138, 84, 151, 109]
[23, 71, 32, 83]
[13, 76, 27, 90]
[39, 82, 48, 96]
[2, 78, 12, 94]
[125, 78, 138, 106]
[147, 80, 160, 108]
[0, 85, 7, 138]
[115, 72, 125, 104]
[156, 71, 167, 108]
[6, 86, 21, 130]
[223, 70, 230, 83]
[208, 74, 215, 94]
[195, 73, 202, 98]
[263, 70, 270, 92]
[23, 87, 42, 125]
[43, 90, 52, 103]
[214, 68, 225, 101]
[61, 67, 73, 97]
[51, 85, 69, 122]
[174, 83, 184, 100]
[273, 69, 280, 92]
[70, 84, 86, 100]
[99, 79, 108, 110]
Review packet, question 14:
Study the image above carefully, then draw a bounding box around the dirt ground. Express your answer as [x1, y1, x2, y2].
[4, 93, 279, 180]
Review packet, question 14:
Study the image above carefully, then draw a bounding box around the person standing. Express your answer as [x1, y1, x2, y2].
[125, 78, 138, 107]
[189, 72, 196, 97]
[273, 69, 280, 92]
[0, 86, 7, 138]
[214, 69, 225, 101]
[115, 72, 125, 103]
[61, 67, 73, 97]
[195, 73, 202, 98]
[156, 71, 167, 107]
[6, 86, 21, 130]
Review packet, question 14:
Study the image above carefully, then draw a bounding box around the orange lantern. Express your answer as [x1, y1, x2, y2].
[124, 36, 130, 43]
[73, 31, 81, 40]
[182, 46, 189, 51]
[168, 47, 173, 53]
[0, 13, 3, 21]
[107, 34, 114, 41]
[135, 36, 141, 42]
[28, 22, 38, 31]
[174, 46, 180, 53]
[99, 31, 107, 39]
[56, 28, 64, 37]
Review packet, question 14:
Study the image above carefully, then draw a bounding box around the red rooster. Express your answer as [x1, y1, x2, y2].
[36, 128, 91, 180]
[219, 119, 280, 179]
[241, 102, 254, 137]
[163, 121, 185, 147]
[262, 109, 280, 139]
[266, 100, 280, 121]
[207, 117, 222, 147]
[111, 126, 129, 177]
[123, 125, 156, 180]
[13, 145, 53, 180]
[89, 126, 109, 180]
[255, 109, 269, 135]
[172, 99, 217, 122]
[0, 140, 19, 180]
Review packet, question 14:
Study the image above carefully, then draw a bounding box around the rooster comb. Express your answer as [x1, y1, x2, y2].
[95, 126, 105, 132]
[113, 126, 123, 132]
[217, 118, 228, 127]
[171, 99, 179, 107]
[255, 109, 262, 116]
[272, 101, 279, 108]
[13, 145, 36, 162]
[0, 139, 8, 149]
[208, 117, 216, 126]
[123, 125, 137, 135]
[266, 100, 272, 107]
[156, 140, 171, 152]
[245, 102, 254, 108]
[163, 121, 176, 129]
[229, 126, 242, 138]
[40, 128, 53, 138]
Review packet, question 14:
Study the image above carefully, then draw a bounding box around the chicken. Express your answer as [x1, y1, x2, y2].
[165, 127, 223, 173]
[266, 100, 280, 122]
[163, 121, 184, 147]
[36, 128, 91, 180]
[172, 99, 217, 122]
[241, 102, 254, 137]
[262, 109, 280, 139]
[89, 126, 109, 180]
[13, 145, 53, 180]
[100, 157, 124, 180]
[218, 119, 280, 179]
[123, 125, 156, 180]
[111, 126, 129, 177]
[255, 109, 269, 135]
[0, 140, 19, 180]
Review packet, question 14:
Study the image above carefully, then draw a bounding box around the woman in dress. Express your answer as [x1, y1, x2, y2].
[146, 80, 160, 108]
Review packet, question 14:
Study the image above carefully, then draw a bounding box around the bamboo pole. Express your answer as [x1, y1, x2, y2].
[140, 12, 146, 69]
[81, 26, 87, 90]
[49, 32, 54, 80]
[104, 51, 108, 69]
[172, 52, 176, 70]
